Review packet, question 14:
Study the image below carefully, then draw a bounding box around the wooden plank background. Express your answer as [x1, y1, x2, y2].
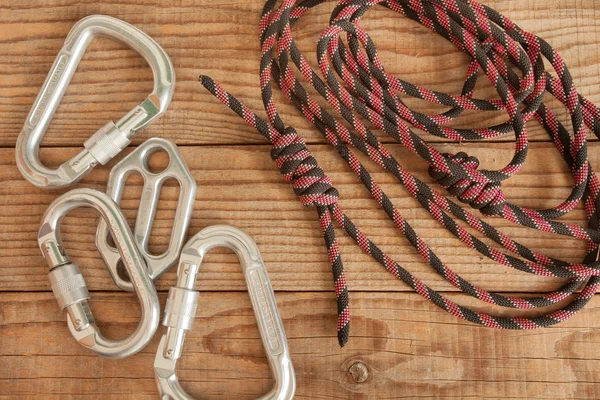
[1, 0, 600, 398]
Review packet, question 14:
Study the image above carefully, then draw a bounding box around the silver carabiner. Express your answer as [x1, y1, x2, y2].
[38, 188, 160, 358]
[154, 225, 296, 400]
[96, 138, 197, 292]
[16, 15, 175, 188]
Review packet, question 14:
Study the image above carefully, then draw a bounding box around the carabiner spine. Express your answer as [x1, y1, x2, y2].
[26, 52, 73, 129]
[16, 44, 94, 188]
[246, 265, 285, 356]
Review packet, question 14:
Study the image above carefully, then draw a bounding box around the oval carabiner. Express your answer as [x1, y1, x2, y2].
[154, 225, 296, 400]
[16, 15, 175, 188]
[38, 188, 160, 358]
[96, 138, 197, 292]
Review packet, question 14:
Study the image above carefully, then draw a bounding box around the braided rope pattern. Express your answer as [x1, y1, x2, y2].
[428, 152, 506, 216]
[200, 0, 600, 347]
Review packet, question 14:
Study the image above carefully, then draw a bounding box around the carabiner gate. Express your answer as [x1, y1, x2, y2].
[16, 15, 175, 188]
[154, 225, 296, 400]
[96, 138, 197, 292]
[38, 188, 160, 358]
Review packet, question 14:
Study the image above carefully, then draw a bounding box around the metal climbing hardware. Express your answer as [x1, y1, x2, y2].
[16, 15, 175, 188]
[154, 225, 296, 400]
[96, 138, 197, 292]
[39, 188, 160, 358]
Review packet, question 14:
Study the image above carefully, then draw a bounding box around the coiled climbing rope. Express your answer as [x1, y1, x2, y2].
[200, 0, 600, 347]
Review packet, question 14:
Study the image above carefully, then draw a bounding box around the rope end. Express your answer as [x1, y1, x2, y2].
[198, 74, 213, 88]
[338, 324, 349, 347]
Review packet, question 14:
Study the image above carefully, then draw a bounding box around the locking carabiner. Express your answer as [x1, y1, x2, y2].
[96, 138, 197, 292]
[38, 188, 160, 358]
[154, 225, 296, 400]
[16, 15, 175, 188]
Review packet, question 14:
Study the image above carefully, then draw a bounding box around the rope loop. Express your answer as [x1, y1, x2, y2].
[429, 152, 506, 216]
[271, 127, 339, 207]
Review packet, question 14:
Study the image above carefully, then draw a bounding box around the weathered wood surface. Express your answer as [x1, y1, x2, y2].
[1, 0, 600, 146]
[0, 141, 591, 293]
[2, 0, 600, 398]
[2, 292, 600, 399]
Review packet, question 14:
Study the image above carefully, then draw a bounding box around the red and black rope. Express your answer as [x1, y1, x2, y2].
[199, 0, 600, 347]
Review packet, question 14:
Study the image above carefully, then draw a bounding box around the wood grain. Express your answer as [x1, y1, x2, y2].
[1, 291, 599, 399]
[1, 0, 600, 147]
[0, 141, 592, 293]
[3, 0, 600, 399]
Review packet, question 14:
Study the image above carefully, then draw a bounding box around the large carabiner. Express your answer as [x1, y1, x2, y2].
[154, 225, 296, 400]
[38, 188, 160, 358]
[96, 138, 197, 292]
[16, 15, 175, 188]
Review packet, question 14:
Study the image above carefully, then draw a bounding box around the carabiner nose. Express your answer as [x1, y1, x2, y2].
[154, 225, 296, 400]
[38, 188, 160, 358]
[16, 15, 175, 188]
